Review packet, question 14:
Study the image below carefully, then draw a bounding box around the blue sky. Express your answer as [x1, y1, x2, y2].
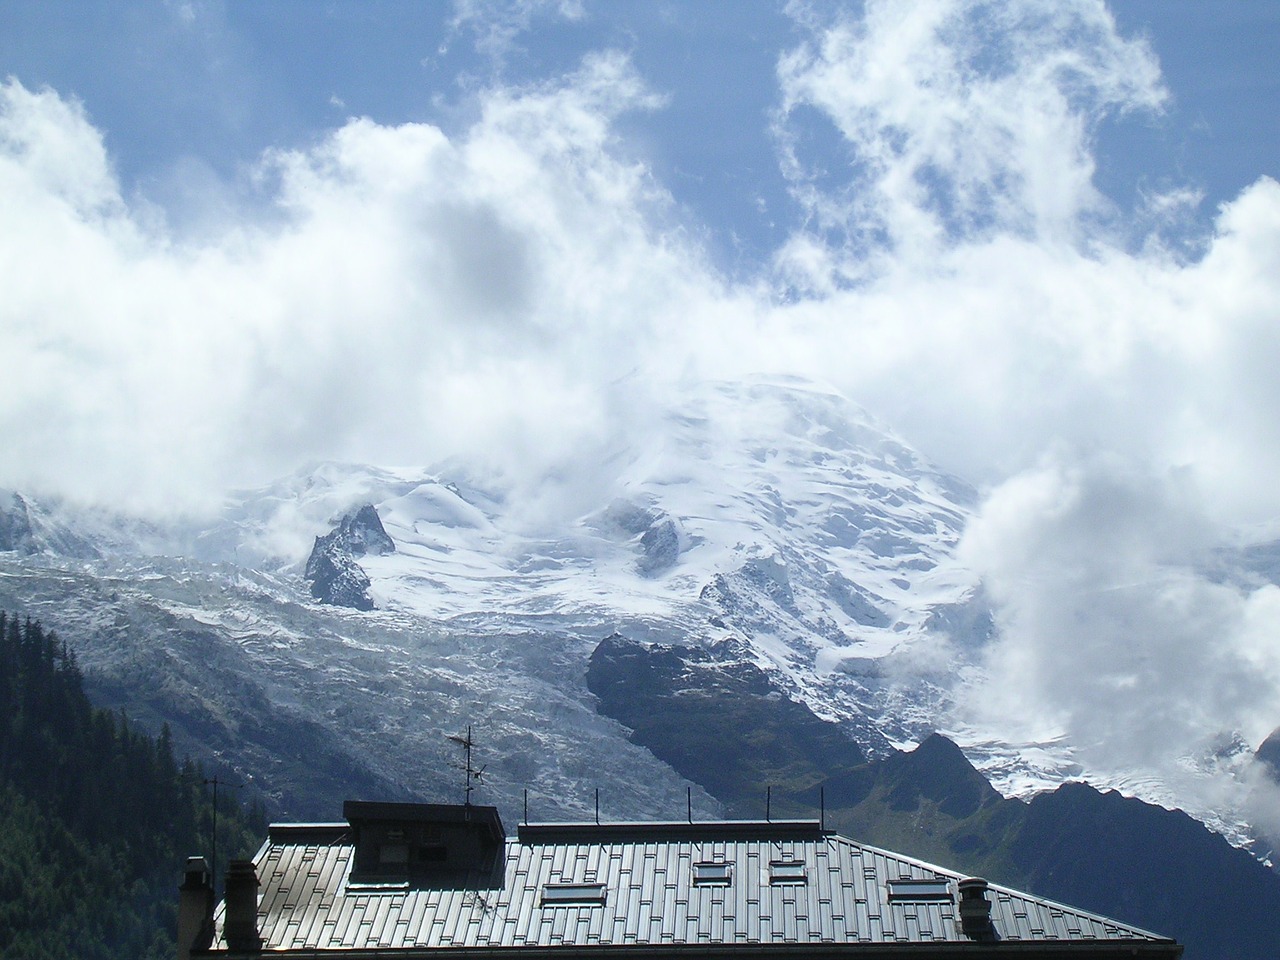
[3, 2, 1275, 275]
[4, 1, 1280, 817]
[3, 2, 802, 271]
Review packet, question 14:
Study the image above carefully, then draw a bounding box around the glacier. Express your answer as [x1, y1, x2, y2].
[0, 376, 1271, 847]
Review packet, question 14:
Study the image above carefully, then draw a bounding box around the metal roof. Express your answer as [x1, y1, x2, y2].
[204, 814, 1181, 957]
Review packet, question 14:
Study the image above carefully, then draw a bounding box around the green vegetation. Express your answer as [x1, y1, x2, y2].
[0, 612, 266, 960]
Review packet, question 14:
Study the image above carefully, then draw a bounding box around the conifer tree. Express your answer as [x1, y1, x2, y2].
[0, 612, 267, 959]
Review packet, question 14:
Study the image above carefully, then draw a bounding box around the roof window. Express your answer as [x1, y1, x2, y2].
[693, 862, 732, 886]
[887, 879, 953, 902]
[541, 883, 607, 906]
[769, 860, 807, 885]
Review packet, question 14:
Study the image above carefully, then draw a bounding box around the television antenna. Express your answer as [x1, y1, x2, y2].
[447, 725, 486, 806]
[203, 774, 244, 893]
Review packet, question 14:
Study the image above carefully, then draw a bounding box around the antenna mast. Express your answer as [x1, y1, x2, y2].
[447, 725, 485, 807]
[203, 774, 244, 893]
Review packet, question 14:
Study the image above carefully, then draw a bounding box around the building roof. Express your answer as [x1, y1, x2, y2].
[201, 805, 1181, 958]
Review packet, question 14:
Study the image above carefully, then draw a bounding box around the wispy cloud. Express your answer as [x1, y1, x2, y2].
[450, 0, 588, 69]
[774, 0, 1167, 285]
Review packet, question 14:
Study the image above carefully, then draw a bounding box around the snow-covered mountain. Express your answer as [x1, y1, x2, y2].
[244, 378, 990, 754]
[0, 376, 1272, 844]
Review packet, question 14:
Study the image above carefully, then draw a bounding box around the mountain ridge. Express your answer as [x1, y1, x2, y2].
[1, 376, 1276, 855]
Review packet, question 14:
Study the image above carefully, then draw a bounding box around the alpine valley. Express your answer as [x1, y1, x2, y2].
[3, 376, 1280, 959]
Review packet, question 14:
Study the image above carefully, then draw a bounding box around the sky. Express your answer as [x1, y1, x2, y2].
[3, 1, 1280, 824]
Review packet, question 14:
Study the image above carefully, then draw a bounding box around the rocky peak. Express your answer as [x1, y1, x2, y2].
[303, 504, 395, 610]
[326, 504, 396, 558]
[594, 500, 687, 577]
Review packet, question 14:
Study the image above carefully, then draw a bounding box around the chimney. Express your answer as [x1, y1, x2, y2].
[223, 859, 263, 953]
[958, 876, 994, 938]
[177, 857, 214, 960]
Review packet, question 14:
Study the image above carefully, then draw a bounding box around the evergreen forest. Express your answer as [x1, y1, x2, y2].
[0, 612, 265, 960]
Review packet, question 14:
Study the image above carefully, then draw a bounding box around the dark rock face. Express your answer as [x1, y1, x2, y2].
[304, 547, 375, 610]
[597, 500, 686, 577]
[638, 517, 681, 576]
[0, 493, 36, 553]
[0, 492, 101, 559]
[599, 499, 657, 537]
[304, 505, 394, 610]
[586, 632, 871, 809]
[325, 504, 396, 558]
[1258, 727, 1280, 781]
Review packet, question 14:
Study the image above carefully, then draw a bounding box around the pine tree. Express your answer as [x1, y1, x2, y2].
[0, 612, 267, 959]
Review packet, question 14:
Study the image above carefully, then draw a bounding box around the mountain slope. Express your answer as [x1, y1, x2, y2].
[586, 632, 1279, 960]
[1, 375, 1274, 852]
[0, 380, 987, 831]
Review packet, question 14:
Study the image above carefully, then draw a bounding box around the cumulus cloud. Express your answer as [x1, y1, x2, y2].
[958, 455, 1280, 756]
[0, 57, 709, 514]
[764, 0, 1280, 528]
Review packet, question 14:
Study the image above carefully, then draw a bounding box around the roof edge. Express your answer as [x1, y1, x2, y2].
[200, 940, 1183, 959]
[517, 818, 832, 843]
[342, 800, 506, 843]
[267, 822, 349, 844]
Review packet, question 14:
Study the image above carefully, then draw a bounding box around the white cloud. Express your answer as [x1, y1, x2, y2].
[774, 0, 1166, 284]
[0, 58, 707, 515]
[954, 453, 1280, 830]
[450, 0, 588, 69]
[0, 79, 124, 216]
[958, 455, 1280, 755]
[758, 0, 1280, 529]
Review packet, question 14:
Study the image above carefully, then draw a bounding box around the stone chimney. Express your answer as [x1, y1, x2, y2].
[223, 859, 263, 953]
[958, 876, 995, 938]
[177, 856, 213, 960]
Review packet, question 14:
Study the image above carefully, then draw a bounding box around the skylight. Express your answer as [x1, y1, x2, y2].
[541, 883, 607, 906]
[693, 862, 732, 885]
[769, 861, 807, 885]
[887, 879, 953, 902]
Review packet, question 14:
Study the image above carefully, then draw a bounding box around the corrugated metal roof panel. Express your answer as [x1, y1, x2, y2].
[209, 819, 1178, 953]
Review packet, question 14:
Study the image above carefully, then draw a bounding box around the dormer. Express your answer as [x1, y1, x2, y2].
[344, 800, 505, 888]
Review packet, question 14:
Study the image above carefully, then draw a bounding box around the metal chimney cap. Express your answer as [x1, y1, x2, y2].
[181, 856, 211, 889]
[958, 876, 994, 938]
[224, 860, 263, 952]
